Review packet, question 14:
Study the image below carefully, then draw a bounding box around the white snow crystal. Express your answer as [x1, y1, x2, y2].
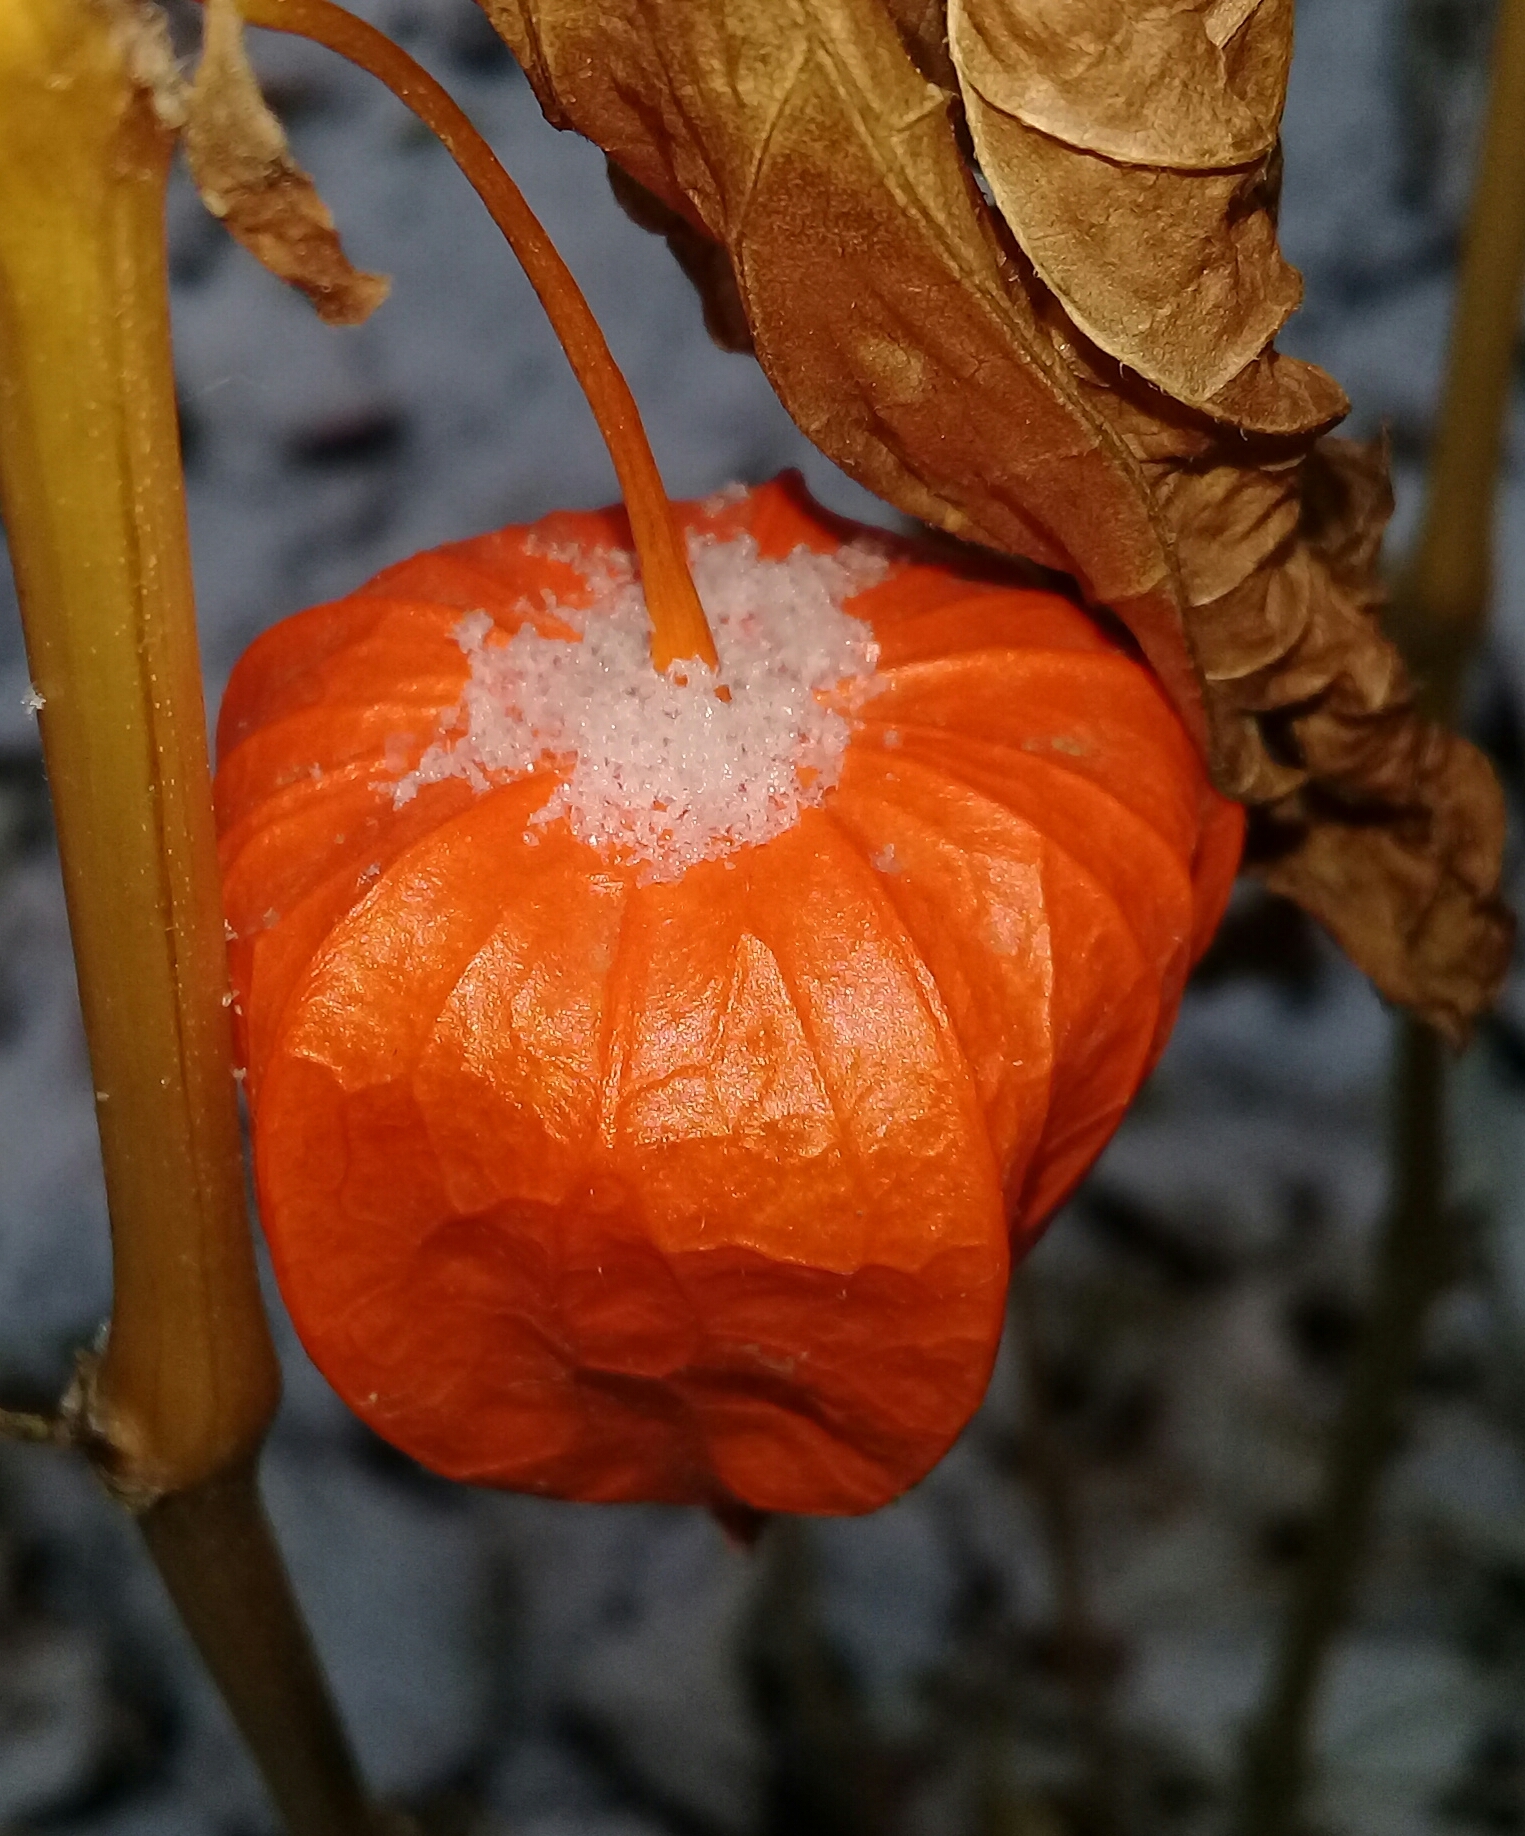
[393, 528, 885, 881]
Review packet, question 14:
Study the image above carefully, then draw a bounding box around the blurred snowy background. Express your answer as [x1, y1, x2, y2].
[1, 0, 1524, 1831]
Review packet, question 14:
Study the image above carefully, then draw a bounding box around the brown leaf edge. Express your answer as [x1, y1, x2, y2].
[605, 159, 754, 354]
[185, 0, 389, 327]
[1236, 442, 1513, 1045]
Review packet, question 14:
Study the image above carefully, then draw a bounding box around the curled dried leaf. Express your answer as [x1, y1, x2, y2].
[964, 102, 1301, 403]
[1054, 325, 1511, 1027]
[1199, 350, 1349, 440]
[948, 0, 1291, 168]
[185, 0, 388, 325]
[1253, 740, 1511, 1048]
[1192, 441, 1510, 1037]
[950, 0, 1301, 407]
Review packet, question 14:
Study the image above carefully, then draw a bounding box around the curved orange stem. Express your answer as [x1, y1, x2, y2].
[231, 0, 718, 675]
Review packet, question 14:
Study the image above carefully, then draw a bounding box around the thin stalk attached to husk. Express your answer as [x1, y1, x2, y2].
[216, 0, 720, 677]
[1233, 2, 1525, 1830]
[0, 3, 387, 1830]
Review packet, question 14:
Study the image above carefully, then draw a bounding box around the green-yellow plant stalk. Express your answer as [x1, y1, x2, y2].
[1402, 0, 1525, 687]
[0, 0, 278, 1498]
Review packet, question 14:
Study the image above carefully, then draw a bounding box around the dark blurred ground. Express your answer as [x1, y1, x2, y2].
[1, 1, 1523, 1832]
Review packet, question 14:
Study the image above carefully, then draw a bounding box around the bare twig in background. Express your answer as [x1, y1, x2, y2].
[1010, 1274, 1126, 1836]
[1233, 1, 1525, 1829]
[0, 1407, 58, 1446]
[1398, 0, 1525, 700]
[1234, 1022, 1458, 1834]
[750, 1519, 906, 1836]
[0, 4, 388, 1830]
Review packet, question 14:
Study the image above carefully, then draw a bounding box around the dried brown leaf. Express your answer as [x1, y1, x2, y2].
[1200, 350, 1349, 439]
[1055, 321, 1511, 1025]
[185, 0, 388, 326]
[478, 0, 1511, 1033]
[1200, 442, 1511, 1037]
[1253, 744, 1511, 1048]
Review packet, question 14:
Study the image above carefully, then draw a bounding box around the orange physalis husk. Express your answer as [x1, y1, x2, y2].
[215, 473, 1242, 1516]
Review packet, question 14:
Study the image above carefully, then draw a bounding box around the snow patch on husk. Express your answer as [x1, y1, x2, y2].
[393, 529, 885, 881]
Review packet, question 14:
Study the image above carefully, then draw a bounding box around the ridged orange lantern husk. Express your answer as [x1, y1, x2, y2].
[215, 474, 1242, 1515]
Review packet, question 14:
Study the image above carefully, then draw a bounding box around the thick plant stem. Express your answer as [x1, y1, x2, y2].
[141, 1464, 405, 1836]
[0, 4, 382, 1831]
[1233, 3, 1525, 1831]
[0, 0, 275, 1510]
